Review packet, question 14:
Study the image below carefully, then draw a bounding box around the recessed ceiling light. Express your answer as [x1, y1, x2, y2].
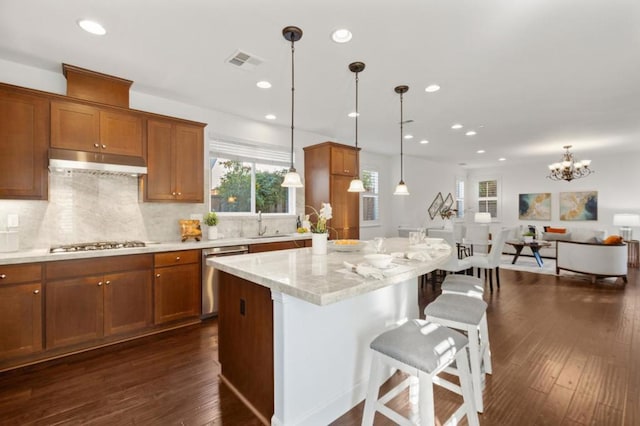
[498, 157, 506, 161]
[348, 112, 359, 118]
[451, 123, 463, 130]
[420, 140, 429, 144]
[404, 134, 414, 139]
[77, 19, 106, 35]
[477, 150, 485, 154]
[265, 114, 276, 120]
[256, 81, 272, 89]
[331, 29, 352, 43]
[425, 84, 440, 93]
[465, 130, 477, 136]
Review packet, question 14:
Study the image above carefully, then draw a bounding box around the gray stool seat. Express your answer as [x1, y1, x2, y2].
[441, 280, 484, 299]
[371, 319, 468, 373]
[442, 274, 483, 286]
[424, 293, 487, 325]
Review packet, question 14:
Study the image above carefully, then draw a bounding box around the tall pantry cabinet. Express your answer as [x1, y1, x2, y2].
[303, 142, 360, 240]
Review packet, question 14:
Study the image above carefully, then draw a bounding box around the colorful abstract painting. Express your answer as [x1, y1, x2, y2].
[559, 191, 598, 221]
[519, 193, 551, 220]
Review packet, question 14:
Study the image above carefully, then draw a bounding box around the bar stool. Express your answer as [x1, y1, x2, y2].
[424, 294, 491, 413]
[441, 275, 484, 300]
[362, 319, 479, 426]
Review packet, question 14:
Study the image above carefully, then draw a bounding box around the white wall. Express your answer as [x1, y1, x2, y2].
[387, 154, 466, 237]
[466, 151, 640, 237]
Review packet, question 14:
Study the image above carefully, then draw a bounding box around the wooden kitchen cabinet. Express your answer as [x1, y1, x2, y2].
[153, 250, 200, 324]
[45, 255, 153, 350]
[304, 142, 360, 240]
[50, 100, 144, 157]
[0, 263, 43, 359]
[143, 119, 204, 202]
[248, 239, 309, 253]
[0, 84, 49, 200]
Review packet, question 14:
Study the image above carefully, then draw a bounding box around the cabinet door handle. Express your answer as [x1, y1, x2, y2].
[101, 144, 107, 149]
[177, 192, 182, 196]
[156, 273, 161, 278]
[98, 281, 103, 286]
[175, 256, 181, 261]
[94, 143, 100, 148]
[0, 274, 6, 279]
[172, 192, 177, 196]
[33, 289, 40, 294]
[105, 280, 111, 285]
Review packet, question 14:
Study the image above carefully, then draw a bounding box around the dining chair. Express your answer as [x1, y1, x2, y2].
[463, 224, 490, 255]
[465, 228, 512, 291]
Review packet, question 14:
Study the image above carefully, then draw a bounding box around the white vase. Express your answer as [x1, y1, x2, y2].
[443, 219, 453, 230]
[312, 233, 328, 255]
[208, 226, 218, 240]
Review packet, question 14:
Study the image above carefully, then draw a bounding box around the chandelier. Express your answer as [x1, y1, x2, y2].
[547, 145, 593, 182]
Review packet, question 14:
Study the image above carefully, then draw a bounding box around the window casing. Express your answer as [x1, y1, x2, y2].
[455, 178, 465, 219]
[478, 179, 498, 218]
[360, 169, 380, 225]
[209, 140, 295, 214]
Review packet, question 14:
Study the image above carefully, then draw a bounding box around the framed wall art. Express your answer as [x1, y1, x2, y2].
[559, 191, 598, 221]
[428, 192, 444, 220]
[518, 193, 551, 220]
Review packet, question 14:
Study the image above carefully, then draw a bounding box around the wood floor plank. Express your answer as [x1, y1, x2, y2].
[0, 268, 637, 425]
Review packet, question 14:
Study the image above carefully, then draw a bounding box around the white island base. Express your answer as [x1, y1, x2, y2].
[271, 279, 418, 425]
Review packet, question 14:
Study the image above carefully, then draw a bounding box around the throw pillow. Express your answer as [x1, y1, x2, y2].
[603, 235, 623, 245]
[546, 227, 567, 233]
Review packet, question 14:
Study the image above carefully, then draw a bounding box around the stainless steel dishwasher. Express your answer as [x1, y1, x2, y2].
[202, 245, 248, 318]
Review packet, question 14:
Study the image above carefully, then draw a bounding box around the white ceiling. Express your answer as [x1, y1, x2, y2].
[1, 0, 640, 169]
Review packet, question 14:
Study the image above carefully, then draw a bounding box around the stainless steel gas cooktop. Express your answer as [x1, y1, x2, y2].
[50, 241, 146, 253]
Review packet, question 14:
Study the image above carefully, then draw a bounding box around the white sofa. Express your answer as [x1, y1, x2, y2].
[556, 240, 628, 283]
[502, 227, 606, 259]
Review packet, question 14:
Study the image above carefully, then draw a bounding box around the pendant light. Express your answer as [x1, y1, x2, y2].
[394, 85, 410, 195]
[347, 61, 366, 193]
[281, 26, 304, 188]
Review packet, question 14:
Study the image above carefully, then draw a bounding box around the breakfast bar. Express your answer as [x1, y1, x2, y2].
[208, 238, 451, 425]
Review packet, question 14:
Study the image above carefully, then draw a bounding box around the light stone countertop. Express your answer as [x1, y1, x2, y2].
[208, 238, 452, 306]
[0, 233, 312, 266]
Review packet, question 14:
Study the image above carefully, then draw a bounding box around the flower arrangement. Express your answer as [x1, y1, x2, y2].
[203, 211, 219, 226]
[306, 203, 333, 233]
[440, 207, 457, 220]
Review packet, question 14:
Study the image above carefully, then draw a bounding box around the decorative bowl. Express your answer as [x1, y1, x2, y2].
[329, 240, 365, 252]
[364, 253, 393, 269]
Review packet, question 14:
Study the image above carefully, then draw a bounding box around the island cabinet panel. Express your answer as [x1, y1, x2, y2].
[153, 250, 200, 324]
[218, 271, 274, 422]
[0, 263, 43, 359]
[0, 85, 49, 200]
[50, 100, 144, 157]
[144, 119, 204, 203]
[45, 254, 153, 350]
[304, 142, 360, 240]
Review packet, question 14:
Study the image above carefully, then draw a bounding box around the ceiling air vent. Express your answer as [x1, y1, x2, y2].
[226, 50, 264, 71]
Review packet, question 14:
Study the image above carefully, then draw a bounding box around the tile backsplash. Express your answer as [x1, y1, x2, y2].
[0, 171, 298, 250]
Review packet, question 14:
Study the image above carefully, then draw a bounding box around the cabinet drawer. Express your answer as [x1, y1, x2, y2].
[46, 254, 152, 280]
[0, 263, 42, 285]
[154, 250, 200, 267]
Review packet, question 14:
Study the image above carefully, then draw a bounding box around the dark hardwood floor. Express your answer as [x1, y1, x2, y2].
[1, 268, 637, 425]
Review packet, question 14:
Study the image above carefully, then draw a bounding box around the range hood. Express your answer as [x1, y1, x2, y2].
[48, 148, 147, 176]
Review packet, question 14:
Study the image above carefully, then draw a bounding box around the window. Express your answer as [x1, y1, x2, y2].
[455, 178, 465, 218]
[361, 169, 379, 224]
[478, 179, 498, 218]
[210, 140, 294, 214]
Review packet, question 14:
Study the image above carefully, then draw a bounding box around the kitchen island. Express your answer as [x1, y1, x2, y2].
[208, 238, 451, 425]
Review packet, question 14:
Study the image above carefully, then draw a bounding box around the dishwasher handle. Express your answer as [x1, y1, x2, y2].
[203, 245, 249, 256]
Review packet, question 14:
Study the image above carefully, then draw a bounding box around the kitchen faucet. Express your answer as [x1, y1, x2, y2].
[258, 211, 267, 236]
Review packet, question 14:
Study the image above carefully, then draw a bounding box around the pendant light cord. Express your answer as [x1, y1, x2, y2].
[355, 72, 359, 149]
[399, 91, 404, 182]
[289, 37, 295, 171]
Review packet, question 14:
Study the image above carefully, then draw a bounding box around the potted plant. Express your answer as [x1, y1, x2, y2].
[204, 211, 219, 240]
[522, 231, 535, 243]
